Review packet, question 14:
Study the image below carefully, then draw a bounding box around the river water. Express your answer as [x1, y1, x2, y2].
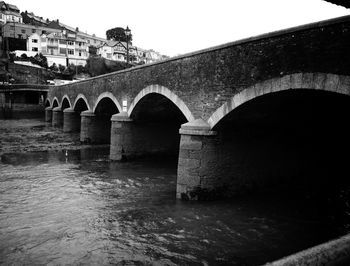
[0, 117, 348, 265]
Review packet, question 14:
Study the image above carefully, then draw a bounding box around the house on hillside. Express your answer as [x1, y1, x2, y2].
[98, 40, 138, 63]
[21, 11, 50, 27]
[0, 1, 22, 26]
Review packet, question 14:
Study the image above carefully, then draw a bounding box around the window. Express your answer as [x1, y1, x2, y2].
[79, 52, 82, 57]
[32, 39, 38, 43]
[68, 41, 74, 46]
[59, 39, 67, 45]
[32, 47, 38, 51]
[59, 48, 66, 54]
[32, 29, 36, 33]
[21, 29, 25, 34]
[68, 49, 74, 55]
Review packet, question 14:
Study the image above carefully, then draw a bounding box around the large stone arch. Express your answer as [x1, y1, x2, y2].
[128, 84, 195, 122]
[61, 95, 72, 109]
[92, 92, 122, 113]
[208, 72, 350, 129]
[73, 94, 91, 111]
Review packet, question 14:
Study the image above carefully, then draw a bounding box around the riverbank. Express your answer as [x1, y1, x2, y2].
[0, 117, 108, 156]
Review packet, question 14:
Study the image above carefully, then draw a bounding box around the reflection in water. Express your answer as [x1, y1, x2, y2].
[0, 148, 344, 265]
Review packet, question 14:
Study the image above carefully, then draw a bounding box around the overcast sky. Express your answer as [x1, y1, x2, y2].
[11, 0, 350, 56]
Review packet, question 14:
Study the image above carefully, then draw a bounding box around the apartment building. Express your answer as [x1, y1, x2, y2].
[26, 31, 89, 66]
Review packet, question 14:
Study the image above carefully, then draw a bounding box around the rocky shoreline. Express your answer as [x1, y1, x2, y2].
[0, 118, 108, 156]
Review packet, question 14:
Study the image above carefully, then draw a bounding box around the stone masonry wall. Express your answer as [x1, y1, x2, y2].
[48, 16, 350, 121]
[9, 63, 52, 84]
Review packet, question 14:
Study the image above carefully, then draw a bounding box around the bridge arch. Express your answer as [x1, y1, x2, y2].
[61, 95, 72, 110]
[92, 92, 122, 113]
[128, 85, 195, 122]
[52, 97, 59, 108]
[208, 73, 350, 129]
[45, 98, 51, 107]
[73, 94, 91, 111]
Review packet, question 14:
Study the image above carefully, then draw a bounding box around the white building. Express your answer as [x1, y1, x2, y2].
[21, 31, 89, 67]
[97, 41, 166, 64]
[98, 40, 137, 62]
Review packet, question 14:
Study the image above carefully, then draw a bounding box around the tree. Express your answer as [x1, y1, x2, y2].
[49, 63, 59, 72]
[106, 27, 132, 43]
[58, 64, 66, 73]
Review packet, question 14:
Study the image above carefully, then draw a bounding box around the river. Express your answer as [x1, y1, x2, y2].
[0, 117, 348, 265]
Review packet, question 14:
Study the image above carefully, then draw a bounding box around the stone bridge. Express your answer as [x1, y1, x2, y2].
[46, 15, 350, 200]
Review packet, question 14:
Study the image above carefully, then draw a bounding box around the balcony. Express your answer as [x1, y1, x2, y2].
[47, 43, 58, 48]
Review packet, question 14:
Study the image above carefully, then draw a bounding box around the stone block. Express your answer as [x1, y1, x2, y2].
[338, 75, 350, 95]
[180, 135, 203, 150]
[313, 73, 326, 90]
[325, 73, 340, 92]
[179, 149, 190, 159]
[301, 73, 314, 89]
[290, 73, 303, 89]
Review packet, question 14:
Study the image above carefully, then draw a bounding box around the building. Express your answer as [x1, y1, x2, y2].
[97, 41, 168, 65]
[21, 11, 50, 27]
[1, 22, 61, 39]
[47, 19, 106, 48]
[98, 40, 138, 62]
[0, 1, 22, 25]
[1, 3, 168, 67]
[26, 31, 89, 66]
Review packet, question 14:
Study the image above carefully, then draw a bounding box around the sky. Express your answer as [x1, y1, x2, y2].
[10, 0, 350, 57]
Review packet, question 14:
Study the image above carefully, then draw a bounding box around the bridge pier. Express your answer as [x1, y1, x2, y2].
[80, 111, 96, 143]
[80, 111, 111, 144]
[110, 112, 133, 160]
[63, 108, 80, 132]
[52, 107, 63, 127]
[176, 119, 221, 200]
[45, 107, 53, 122]
[110, 112, 181, 160]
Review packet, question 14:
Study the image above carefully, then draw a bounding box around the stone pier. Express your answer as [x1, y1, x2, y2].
[176, 119, 219, 200]
[52, 107, 63, 127]
[63, 108, 80, 132]
[80, 111, 96, 143]
[80, 111, 112, 144]
[45, 107, 52, 122]
[110, 112, 133, 160]
[110, 112, 181, 161]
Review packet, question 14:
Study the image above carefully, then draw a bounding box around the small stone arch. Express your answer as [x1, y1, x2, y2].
[45, 98, 51, 107]
[128, 84, 195, 122]
[61, 95, 72, 109]
[208, 72, 350, 129]
[92, 92, 122, 113]
[73, 94, 91, 111]
[52, 97, 59, 108]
